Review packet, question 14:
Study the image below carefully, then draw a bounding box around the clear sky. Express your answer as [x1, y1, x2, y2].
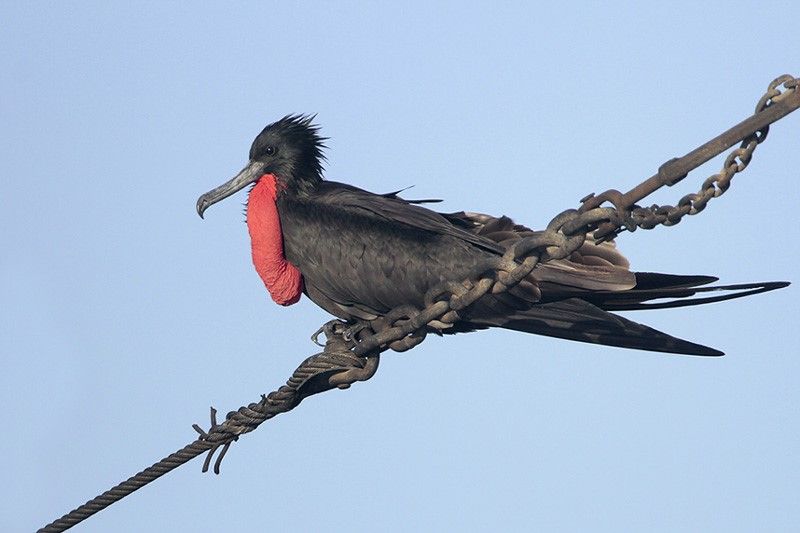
[2, 2, 798, 532]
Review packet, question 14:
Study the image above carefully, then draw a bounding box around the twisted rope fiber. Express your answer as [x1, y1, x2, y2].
[38, 442, 210, 533]
[38, 75, 799, 533]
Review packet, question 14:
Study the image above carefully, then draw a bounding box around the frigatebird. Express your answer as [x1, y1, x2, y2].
[197, 115, 788, 356]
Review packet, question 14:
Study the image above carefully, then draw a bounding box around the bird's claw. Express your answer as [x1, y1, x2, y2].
[311, 319, 349, 346]
[311, 319, 371, 347]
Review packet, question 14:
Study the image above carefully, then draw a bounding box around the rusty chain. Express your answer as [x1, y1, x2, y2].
[621, 75, 797, 232]
[342, 75, 799, 355]
[580, 74, 799, 242]
[38, 74, 799, 533]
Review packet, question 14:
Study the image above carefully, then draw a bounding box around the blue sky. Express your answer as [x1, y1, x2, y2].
[2, 2, 798, 532]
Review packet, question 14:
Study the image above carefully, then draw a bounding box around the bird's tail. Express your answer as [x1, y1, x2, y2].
[574, 273, 789, 312]
[470, 275, 789, 356]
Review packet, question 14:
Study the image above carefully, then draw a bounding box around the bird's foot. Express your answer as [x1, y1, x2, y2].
[311, 319, 346, 346]
[311, 319, 371, 347]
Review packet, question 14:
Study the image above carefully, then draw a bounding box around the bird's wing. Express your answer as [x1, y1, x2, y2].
[317, 184, 634, 290]
[313, 182, 508, 254]
[312, 184, 638, 296]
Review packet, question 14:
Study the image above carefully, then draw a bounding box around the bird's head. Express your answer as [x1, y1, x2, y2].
[196, 114, 326, 218]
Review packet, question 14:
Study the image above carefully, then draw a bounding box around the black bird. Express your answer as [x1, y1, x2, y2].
[197, 115, 788, 356]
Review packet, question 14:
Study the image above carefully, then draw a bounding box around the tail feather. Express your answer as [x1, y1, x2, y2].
[630, 272, 718, 290]
[583, 275, 789, 312]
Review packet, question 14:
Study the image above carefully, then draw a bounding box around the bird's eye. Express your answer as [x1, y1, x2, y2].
[265, 146, 277, 156]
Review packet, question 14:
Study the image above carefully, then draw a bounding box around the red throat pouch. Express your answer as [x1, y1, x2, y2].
[246, 174, 303, 305]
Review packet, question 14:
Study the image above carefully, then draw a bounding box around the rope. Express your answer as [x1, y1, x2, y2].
[38, 74, 799, 533]
[39, 344, 377, 533]
[38, 443, 208, 533]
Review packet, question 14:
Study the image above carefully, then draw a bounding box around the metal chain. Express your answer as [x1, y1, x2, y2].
[346, 75, 798, 355]
[587, 75, 799, 236]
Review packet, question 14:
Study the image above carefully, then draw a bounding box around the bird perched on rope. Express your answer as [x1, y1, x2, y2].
[197, 115, 787, 356]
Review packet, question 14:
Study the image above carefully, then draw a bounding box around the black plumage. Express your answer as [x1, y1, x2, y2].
[197, 115, 788, 357]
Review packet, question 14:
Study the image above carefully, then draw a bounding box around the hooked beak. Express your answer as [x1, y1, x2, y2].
[196, 160, 265, 218]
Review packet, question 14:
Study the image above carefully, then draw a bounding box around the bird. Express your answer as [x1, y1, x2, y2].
[196, 114, 788, 357]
